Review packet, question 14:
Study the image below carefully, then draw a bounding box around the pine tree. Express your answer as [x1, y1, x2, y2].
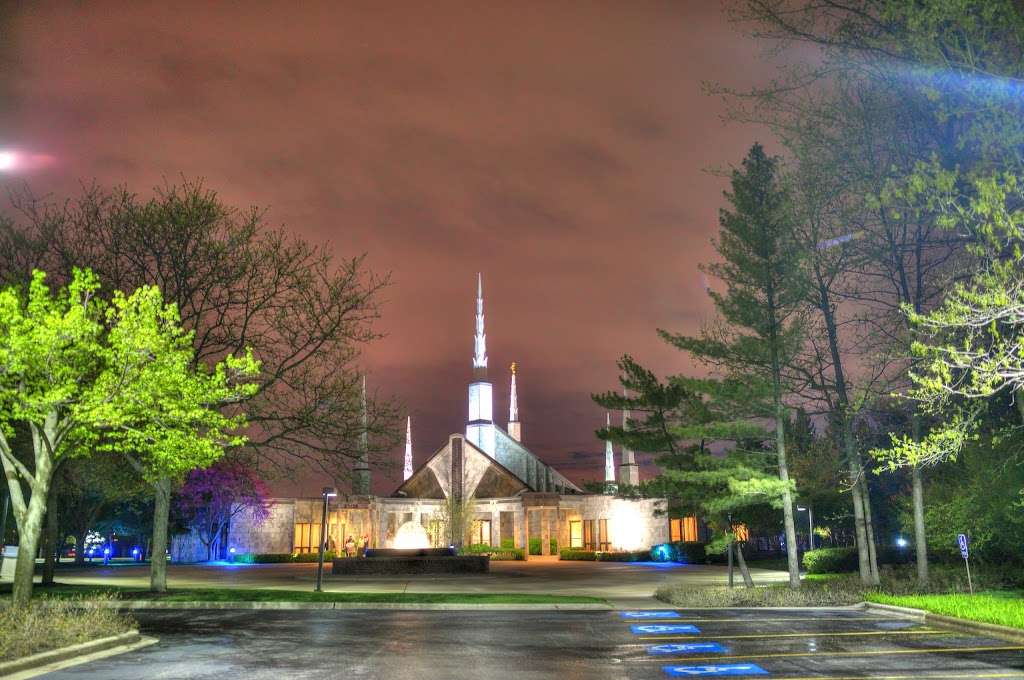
[661, 143, 807, 588]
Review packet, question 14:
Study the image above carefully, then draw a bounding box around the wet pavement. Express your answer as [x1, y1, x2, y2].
[45, 559, 789, 600]
[40, 607, 1024, 679]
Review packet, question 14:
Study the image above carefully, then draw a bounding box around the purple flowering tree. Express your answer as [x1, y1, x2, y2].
[175, 459, 271, 561]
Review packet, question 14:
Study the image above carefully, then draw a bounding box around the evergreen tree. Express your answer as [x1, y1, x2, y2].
[662, 143, 807, 588]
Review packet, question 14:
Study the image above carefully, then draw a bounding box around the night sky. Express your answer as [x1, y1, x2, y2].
[1, 2, 773, 494]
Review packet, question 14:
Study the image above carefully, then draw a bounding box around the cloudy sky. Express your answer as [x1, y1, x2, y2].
[1, 1, 775, 493]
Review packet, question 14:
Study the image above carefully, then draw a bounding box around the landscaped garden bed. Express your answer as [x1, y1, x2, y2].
[0, 594, 135, 661]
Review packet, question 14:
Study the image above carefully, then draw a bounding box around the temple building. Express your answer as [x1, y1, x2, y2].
[173, 275, 668, 561]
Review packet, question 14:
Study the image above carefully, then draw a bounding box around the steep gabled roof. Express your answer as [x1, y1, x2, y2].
[392, 430, 582, 498]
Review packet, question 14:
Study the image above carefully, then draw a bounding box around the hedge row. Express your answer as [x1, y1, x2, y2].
[458, 544, 524, 560]
[232, 551, 337, 564]
[802, 546, 915, 574]
[558, 549, 652, 562]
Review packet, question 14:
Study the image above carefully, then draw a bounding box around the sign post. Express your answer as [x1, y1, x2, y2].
[957, 533, 973, 595]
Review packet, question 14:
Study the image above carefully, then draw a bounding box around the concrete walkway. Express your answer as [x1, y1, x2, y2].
[46, 560, 787, 603]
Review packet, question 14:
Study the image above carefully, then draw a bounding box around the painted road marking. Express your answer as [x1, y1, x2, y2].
[663, 663, 769, 677]
[622, 611, 683, 619]
[657, 644, 1024, 663]
[632, 624, 702, 635]
[639, 629, 946, 641]
[765, 675, 1024, 680]
[649, 642, 727, 655]
[630, 616, 900, 624]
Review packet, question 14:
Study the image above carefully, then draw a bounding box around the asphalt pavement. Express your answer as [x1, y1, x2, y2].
[39, 607, 1024, 679]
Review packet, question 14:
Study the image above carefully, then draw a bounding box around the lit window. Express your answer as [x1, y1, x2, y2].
[733, 523, 749, 542]
[569, 520, 582, 548]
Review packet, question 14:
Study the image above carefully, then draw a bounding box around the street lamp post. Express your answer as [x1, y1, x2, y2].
[315, 487, 337, 593]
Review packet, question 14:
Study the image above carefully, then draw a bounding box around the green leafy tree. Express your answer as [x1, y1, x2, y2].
[661, 143, 806, 588]
[0, 269, 258, 604]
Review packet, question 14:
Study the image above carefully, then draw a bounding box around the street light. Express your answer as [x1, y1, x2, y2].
[797, 506, 814, 551]
[315, 486, 337, 592]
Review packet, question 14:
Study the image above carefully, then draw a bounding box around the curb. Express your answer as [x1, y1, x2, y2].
[0, 630, 148, 678]
[863, 602, 1024, 643]
[82, 599, 613, 611]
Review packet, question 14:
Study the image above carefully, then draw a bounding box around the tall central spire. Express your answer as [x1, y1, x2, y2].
[466, 273, 496, 455]
[618, 388, 639, 486]
[473, 272, 487, 375]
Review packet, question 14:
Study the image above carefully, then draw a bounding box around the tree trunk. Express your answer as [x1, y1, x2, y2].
[74, 532, 86, 565]
[41, 485, 60, 586]
[734, 542, 754, 588]
[860, 479, 880, 583]
[149, 476, 172, 593]
[775, 412, 801, 589]
[843, 430, 873, 585]
[912, 464, 929, 586]
[11, 487, 48, 606]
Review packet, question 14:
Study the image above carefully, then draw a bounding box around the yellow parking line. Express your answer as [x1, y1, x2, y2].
[656, 644, 1024, 663]
[639, 629, 945, 641]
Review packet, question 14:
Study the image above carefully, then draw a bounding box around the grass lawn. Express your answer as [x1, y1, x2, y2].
[2, 583, 606, 605]
[867, 591, 1024, 629]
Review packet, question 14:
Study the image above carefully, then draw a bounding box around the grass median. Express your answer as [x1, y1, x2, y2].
[656, 564, 1024, 613]
[2, 583, 606, 605]
[867, 591, 1024, 630]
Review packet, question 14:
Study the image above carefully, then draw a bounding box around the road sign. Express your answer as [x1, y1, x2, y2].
[631, 624, 701, 635]
[663, 664, 769, 677]
[621, 611, 681, 619]
[958, 533, 974, 594]
[648, 642, 727, 655]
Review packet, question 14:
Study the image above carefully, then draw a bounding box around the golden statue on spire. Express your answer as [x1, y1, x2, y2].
[510, 361, 517, 375]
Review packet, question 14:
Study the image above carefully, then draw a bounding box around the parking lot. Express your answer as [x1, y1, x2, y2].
[36, 606, 1024, 679]
[616, 607, 1024, 678]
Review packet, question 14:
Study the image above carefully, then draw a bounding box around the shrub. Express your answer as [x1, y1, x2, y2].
[558, 549, 651, 562]
[0, 594, 135, 661]
[500, 537, 515, 549]
[650, 542, 707, 563]
[529, 538, 558, 555]
[489, 549, 524, 561]
[559, 549, 597, 561]
[803, 547, 858, 574]
[232, 552, 334, 564]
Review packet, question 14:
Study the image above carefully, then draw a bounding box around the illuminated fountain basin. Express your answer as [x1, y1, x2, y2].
[389, 521, 431, 550]
[333, 522, 488, 575]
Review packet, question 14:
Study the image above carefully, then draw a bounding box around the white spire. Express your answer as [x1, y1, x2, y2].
[467, 274, 496, 455]
[508, 362, 521, 442]
[619, 388, 639, 486]
[509, 362, 518, 422]
[604, 412, 616, 484]
[473, 273, 487, 371]
[403, 415, 413, 480]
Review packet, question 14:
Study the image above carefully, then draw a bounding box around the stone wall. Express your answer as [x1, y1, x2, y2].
[228, 499, 296, 555]
[565, 495, 669, 551]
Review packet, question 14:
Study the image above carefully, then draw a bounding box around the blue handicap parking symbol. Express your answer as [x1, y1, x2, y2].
[663, 663, 769, 677]
[621, 610, 682, 619]
[631, 624, 701, 635]
[648, 642, 727, 655]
